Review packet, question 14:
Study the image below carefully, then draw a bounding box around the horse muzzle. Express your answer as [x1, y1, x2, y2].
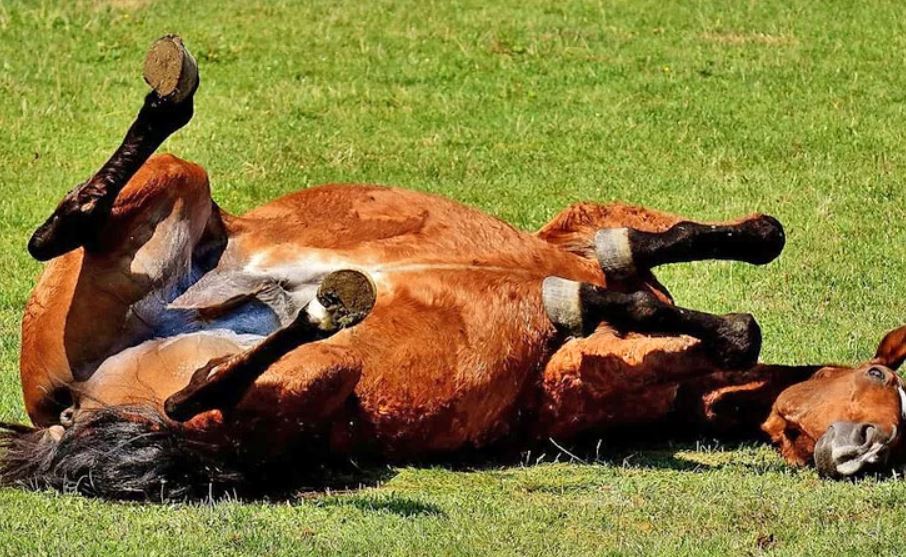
[814, 421, 896, 479]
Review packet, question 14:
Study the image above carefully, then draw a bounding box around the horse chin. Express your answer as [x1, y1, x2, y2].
[814, 421, 895, 479]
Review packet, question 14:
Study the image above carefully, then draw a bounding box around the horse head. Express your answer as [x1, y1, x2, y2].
[763, 325, 906, 478]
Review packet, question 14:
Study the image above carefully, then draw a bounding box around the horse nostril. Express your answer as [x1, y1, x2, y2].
[853, 423, 876, 446]
[816, 421, 894, 479]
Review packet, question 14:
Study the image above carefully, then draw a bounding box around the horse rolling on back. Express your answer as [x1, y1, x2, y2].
[3, 36, 904, 500]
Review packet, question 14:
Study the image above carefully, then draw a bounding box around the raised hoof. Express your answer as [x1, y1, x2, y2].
[594, 228, 637, 280]
[542, 276, 584, 336]
[736, 215, 786, 265]
[310, 270, 377, 331]
[707, 313, 762, 370]
[143, 35, 199, 104]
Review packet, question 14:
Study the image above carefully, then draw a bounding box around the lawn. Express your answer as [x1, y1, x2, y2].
[0, 0, 905, 554]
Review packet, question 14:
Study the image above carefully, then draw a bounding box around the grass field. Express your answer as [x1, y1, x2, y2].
[1, 0, 905, 554]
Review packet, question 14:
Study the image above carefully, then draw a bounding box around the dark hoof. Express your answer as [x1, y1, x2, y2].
[738, 215, 785, 265]
[314, 270, 377, 331]
[143, 35, 199, 104]
[594, 228, 637, 280]
[163, 395, 195, 423]
[707, 313, 762, 369]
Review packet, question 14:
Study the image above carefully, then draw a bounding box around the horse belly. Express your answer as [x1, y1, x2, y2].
[339, 269, 558, 456]
[75, 330, 260, 413]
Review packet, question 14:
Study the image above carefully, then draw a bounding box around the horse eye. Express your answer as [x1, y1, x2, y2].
[867, 366, 887, 381]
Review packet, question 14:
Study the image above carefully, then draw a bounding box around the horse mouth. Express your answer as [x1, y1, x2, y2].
[814, 421, 896, 479]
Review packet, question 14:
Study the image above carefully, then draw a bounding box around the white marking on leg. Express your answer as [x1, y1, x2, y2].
[594, 228, 636, 278]
[304, 296, 334, 330]
[541, 276, 583, 334]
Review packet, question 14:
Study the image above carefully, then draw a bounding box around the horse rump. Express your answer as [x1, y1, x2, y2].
[0, 405, 242, 501]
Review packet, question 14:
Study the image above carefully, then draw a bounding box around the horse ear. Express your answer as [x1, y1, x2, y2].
[874, 326, 906, 370]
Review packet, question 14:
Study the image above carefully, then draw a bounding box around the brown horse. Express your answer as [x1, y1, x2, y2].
[2, 37, 904, 499]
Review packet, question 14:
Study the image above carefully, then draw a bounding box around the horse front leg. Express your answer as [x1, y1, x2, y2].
[28, 35, 199, 261]
[542, 277, 761, 370]
[537, 201, 785, 282]
[593, 215, 785, 281]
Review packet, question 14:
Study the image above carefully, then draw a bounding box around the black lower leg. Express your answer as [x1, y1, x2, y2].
[595, 216, 784, 279]
[543, 277, 761, 369]
[164, 270, 377, 422]
[164, 304, 333, 422]
[28, 36, 198, 261]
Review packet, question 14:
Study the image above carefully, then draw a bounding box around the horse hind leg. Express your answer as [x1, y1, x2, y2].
[28, 35, 199, 261]
[536, 202, 784, 281]
[542, 277, 761, 370]
[594, 214, 785, 281]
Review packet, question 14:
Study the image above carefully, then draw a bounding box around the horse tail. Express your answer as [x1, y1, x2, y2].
[0, 405, 242, 501]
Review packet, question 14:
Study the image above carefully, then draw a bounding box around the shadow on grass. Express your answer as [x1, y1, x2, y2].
[313, 494, 445, 517]
[265, 433, 787, 503]
[0, 410, 789, 505]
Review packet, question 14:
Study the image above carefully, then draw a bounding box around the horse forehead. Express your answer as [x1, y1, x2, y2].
[777, 373, 857, 419]
[837, 378, 902, 421]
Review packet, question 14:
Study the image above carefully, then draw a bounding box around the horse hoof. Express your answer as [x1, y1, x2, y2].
[143, 34, 199, 104]
[736, 215, 786, 265]
[594, 228, 637, 280]
[313, 270, 377, 331]
[708, 312, 762, 370]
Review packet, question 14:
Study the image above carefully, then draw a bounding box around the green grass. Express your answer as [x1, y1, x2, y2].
[1, 0, 905, 554]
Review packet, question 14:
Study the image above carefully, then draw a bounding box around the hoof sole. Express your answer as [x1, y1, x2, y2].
[143, 34, 198, 104]
[315, 270, 377, 330]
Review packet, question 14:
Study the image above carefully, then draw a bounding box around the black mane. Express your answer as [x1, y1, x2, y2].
[0, 406, 241, 501]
